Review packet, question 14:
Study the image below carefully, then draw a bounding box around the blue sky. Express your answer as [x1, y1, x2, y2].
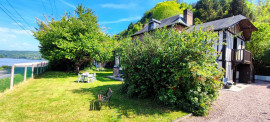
[0, 0, 198, 51]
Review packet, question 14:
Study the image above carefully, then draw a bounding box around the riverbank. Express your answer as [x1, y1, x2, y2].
[0, 66, 10, 80]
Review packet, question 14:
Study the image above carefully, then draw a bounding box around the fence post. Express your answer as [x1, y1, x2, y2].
[24, 65, 27, 82]
[40, 62, 43, 74]
[10, 65, 15, 90]
[37, 64, 39, 75]
[31, 64, 34, 79]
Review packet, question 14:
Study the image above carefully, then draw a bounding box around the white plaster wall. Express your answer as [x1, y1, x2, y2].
[226, 62, 233, 81]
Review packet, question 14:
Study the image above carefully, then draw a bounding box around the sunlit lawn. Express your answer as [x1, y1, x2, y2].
[0, 69, 187, 121]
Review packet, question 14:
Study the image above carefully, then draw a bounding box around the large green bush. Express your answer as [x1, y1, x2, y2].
[120, 27, 224, 116]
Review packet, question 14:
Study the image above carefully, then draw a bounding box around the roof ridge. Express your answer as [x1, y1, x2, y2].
[160, 14, 182, 22]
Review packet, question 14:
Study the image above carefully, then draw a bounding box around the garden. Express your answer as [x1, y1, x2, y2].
[0, 69, 188, 121]
[1, 1, 269, 121]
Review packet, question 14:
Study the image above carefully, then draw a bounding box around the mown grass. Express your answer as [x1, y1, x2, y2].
[0, 69, 187, 121]
[0, 67, 35, 92]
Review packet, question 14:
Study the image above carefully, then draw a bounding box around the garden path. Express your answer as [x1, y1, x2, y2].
[183, 80, 270, 122]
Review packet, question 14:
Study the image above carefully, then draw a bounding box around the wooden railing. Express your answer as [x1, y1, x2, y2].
[9, 62, 48, 90]
[232, 49, 252, 64]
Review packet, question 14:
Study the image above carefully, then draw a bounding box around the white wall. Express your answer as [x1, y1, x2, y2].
[215, 26, 246, 82]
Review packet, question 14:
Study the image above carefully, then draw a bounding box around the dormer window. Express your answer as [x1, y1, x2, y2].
[149, 22, 154, 30]
[148, 18, 161, 31]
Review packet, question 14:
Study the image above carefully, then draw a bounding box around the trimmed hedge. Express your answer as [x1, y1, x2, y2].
[120, 27, 224, 116]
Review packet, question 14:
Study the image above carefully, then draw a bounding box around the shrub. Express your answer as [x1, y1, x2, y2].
[120, 27, 224, 116]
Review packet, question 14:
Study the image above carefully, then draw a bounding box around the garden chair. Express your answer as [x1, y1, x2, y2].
[98, 88, 113, 109]
[77, 74, 83, 83]
[93, 73, 96, 80]
[86, 74, 95, 83]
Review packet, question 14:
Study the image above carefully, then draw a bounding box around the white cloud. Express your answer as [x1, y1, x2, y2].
[12, 22, 23, 26]
[0, 33, 17, 42]
[100, 16, 141, 24]
[22, 42, 31, 47]
[0, 27, 33, 36]
[9, 42, 36, 51]
[101, 3, 137, 9]
[60, 0, 76, 9]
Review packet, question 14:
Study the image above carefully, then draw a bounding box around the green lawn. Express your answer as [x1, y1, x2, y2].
[0, 69, 187, 121]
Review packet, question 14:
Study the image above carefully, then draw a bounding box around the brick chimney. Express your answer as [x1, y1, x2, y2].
[184, 9, 193, 26]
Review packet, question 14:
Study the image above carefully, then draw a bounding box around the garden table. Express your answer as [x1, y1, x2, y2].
[81, 73, 95, 83]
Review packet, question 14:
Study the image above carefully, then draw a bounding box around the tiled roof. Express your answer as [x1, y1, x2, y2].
[131, 14, 189, 36]
[188, 15, 257, 41]
[187, 15, 247, 31]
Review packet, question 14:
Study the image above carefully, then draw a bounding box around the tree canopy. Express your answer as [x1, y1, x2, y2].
[34, 4, 113, 74]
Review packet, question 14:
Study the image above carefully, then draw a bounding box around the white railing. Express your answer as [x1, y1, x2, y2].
[10, 61, 49, 90]
[235, 49, 244, 61]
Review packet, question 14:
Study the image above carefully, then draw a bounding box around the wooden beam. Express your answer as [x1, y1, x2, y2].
[10, 65, 15, 90]
[31, 64, 34, 79]
[14, 62, 48, 67]
[24, 65, 27, 82]
[36, 64, 39, 75]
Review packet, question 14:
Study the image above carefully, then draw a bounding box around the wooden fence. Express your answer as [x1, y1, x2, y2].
[10, 62, 49, 90]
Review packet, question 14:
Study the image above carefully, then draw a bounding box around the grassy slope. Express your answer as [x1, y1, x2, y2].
[0, 70, 187, 121]
[0, 67, 34, 92]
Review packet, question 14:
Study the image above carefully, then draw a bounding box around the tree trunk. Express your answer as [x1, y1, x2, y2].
[76, 65, 80, 75]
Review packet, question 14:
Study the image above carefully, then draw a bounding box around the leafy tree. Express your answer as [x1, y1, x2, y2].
[0, 54, 3, 58]
[246, 22, 270, 75]
[245, 0, 270, 75]
[253, 0, 270, 23]
[229, 0, 251, 19]
[194, 0, 217, 22]
[194, 0, 232, 22]
[34, 4, 111, 74]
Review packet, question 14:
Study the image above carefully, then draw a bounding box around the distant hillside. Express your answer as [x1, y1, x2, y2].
[0, 50, 42, 60]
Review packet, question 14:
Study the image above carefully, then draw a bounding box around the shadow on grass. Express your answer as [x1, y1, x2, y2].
[96, 72, 114, 82]
[72, 83, 184, 118]
[35, 71, 75, 79]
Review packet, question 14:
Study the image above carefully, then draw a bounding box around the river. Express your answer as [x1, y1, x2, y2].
[0, 58, 46, 67]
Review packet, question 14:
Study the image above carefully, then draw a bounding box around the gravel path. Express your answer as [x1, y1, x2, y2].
[183, 80, 270, 122]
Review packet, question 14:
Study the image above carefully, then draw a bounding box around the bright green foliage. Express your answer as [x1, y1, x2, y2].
[118, 1, 193, 38]
[246, 22, 270, 75]
[141, 1, 192, 22]
[120, 27, 224, 115]
[253, 0, 270, 23]
[0, 54, 3, 58]
[33, 4, 112, 73]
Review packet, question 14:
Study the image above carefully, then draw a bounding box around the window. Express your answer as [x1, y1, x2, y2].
[149, 23, 154, 30]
